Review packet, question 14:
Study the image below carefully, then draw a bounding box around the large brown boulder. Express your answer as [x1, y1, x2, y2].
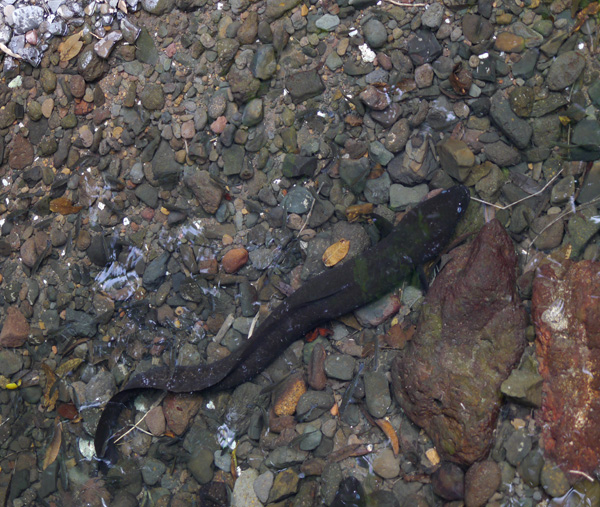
[532, 259, 600, 482]
[391, 219, 527, 465]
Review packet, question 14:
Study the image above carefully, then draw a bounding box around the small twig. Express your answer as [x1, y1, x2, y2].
[527, 195, 600, 254]
[297, 182, 325, 237]
[569, 469, 595, 482]
[471, 169, 563, 210]
[114, 393, 166, 444]
[213, 313, 234, 345]
[384, 0, 429, 6]
[247, 311, 261, 338]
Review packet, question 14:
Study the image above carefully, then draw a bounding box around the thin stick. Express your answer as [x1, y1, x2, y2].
[527, 195, 600, 254]
[298, 182, 325, 237]
[569, 469, 596, 482]
[247, 311, 261, 338]
[470, 169, 563, 210]
[213, 313, 234, 345]
[114, 393, 166, 444]
[384, 0, 429, 6]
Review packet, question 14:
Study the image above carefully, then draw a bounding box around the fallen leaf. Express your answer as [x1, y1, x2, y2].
[449, 63, 472, 95]
[49, 197, 83, 215]
[559, 115, 571, 126]
[57, 403, 79, 420]
[375, 418, 400, 456]
[573, 1, 599, 32]
[43, 419, 62, 470]
[323, 239, 350, 267]
[346, 203, 374, 223]
[426, 447, 440, 465]
[41, 363, 59, 411]
[58, 31, 84, 62]
[56, 358, 83, 378]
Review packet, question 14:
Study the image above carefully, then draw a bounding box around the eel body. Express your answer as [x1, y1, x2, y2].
[94, 185, 470, 465]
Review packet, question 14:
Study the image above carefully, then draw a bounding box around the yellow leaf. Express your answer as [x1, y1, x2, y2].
[49, 197, 83, 215]
[41, 363, 59, 411]
[301, 4, 309, 15]
[426, 447, 440, 465]
[375, 419, 400, 457]
[323, 239, 350, 267]
[345, 203, 374, 223]
[43, 420, 62, 470]
[559, 116, 571, 126]
[58, 32, 84, 62]
[56, 358, 83, 378]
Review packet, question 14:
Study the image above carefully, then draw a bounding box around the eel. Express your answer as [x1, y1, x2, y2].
[94, 185, 470, 466]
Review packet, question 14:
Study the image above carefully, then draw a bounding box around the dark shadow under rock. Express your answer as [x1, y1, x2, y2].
[391, 219, 527, 465]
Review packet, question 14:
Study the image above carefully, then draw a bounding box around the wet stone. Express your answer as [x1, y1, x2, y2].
[372, 448, 400, 479]
[407, 29, 442, 65]
[339, 158, 370, 193]
[324, 353, 355, 381]
[518, 448, 544, 487]
[188, 448, 214, 485]
[141, 83, 165, 111]
[282, 186, 313, 214]
[465, 460, 502, 507]
[504, 428, 532, 466]
[363, 371, 391, 418]
[432, 462, 465, 500]
[389, 183, 429, 208]
[546, 51, 585, 91]
[9, 134, 33, 170]
[422, 2, 445, 28]
[77, 46, 107, 82]
[462, 14, 494, 44]
[540, 462, 570, 498]
[316, 14, 340, 31]
[363, 18, 387, 49]
[483, 141, 520, 167]
[12, 6, 44, 34]
[141, 458, 166, 487]
[490, 90, 532, 149]
[286, 69, 325, 103]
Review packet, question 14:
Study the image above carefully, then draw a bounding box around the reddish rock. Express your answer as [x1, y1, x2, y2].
[308, 343, 327, 390]
[0, 306, 30, 347]
[69, 75, 86, 98]
[532, 259, 600, 482]
[210, 116, 227, 134]
[145, 406, 166, 437]
[9, 134, 34, 170]
[74, 99, 94, 115]
[163, 393, 202, 436]
[183, 169, 223, 214]
[221, 248, 249, 274]
[465, 460, 502, 507]
[20, 231, 49, 268]
[391, 220, 527, 465]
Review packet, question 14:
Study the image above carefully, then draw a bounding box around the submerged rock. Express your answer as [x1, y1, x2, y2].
[532, 259, 600, 483]
[391, 220, 527, 465]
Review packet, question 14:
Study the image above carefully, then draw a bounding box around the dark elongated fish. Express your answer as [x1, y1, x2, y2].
[94, 185, 470, 466]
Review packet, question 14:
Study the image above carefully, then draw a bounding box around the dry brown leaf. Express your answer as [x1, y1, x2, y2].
[573, 1, 599, 32]
[41, 363, 59, 411]
[449, 63, 472, 95]
[43, 420, 62, 470]
[59, 31, 84, 62]
[323, 239, 350, 267]
[49, 197, 83, 215]
[375, 418, 400, 456]
[346, 203, 374, 223]
[56, 358, 83, 378]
